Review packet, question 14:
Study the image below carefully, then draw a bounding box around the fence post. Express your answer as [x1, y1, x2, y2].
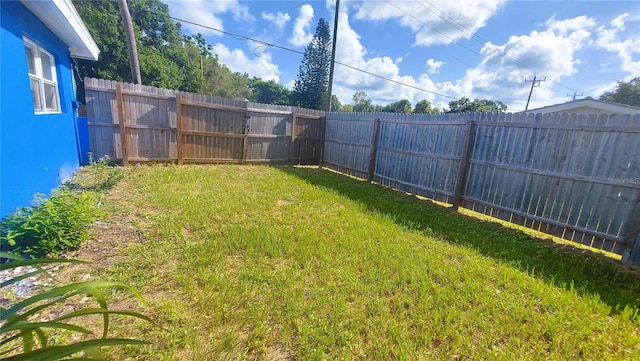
[176, 92, 183, 165]
[289, 107, 298, 165]
[318, 115, 326, 169]
[367, 118, 381, 182]
[624, 232, 640, 266]
[115, 83, 129, 166]
[623, 204, 640, 266]
[452, 119, 474, 210]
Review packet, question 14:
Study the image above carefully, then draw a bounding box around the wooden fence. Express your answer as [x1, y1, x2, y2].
[84, 78, 640, 264]
[84, 78, 324, 165]
[323, 112, 640, 263]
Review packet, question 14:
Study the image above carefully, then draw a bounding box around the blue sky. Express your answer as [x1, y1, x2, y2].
[165, 0, 640, 111]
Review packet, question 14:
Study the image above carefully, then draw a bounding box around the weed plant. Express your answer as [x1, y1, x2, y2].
[0, 190, 102, 257]
[1, 153, 125, 257]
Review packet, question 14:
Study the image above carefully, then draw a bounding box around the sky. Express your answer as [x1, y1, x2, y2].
[165, 0, 640, 112]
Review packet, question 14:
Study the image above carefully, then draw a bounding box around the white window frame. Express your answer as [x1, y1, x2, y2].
[24, 37, 61, 114]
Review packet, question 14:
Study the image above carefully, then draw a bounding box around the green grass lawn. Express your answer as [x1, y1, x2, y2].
[91, 164, 639, 360]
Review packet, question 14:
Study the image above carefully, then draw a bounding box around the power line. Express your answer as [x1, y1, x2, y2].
[394, 0, 580, 95]
[417, 0, 579, 92]
[384, 0, 550, 97]
[129, 4, 458, 100]
[357, 3, 479, 70]
[415, 0, 531, 71]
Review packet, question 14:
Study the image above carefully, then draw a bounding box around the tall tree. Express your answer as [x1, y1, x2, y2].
[413, 99, 440, 114]
[291, 19, 332, 110]
[382, 99, 412, 113]
[599, 77, 640, 107]
[352, 91, 375, 112]
[73, 0, 197, 92]
[249, 78, 291, 105]
[445, 97, 507, 113]
[73, 0, 250, 100]
[330, 95, 343, 111]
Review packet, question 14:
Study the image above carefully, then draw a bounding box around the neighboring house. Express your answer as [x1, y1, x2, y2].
[1, 0, 99, 218]
[526, 97, 640, 116]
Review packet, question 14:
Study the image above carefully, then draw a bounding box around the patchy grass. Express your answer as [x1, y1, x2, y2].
[83, 164, 638, 360]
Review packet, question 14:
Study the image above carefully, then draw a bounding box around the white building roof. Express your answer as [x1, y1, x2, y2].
[526, 97, 640, 115]
[20, 0, 99, 60]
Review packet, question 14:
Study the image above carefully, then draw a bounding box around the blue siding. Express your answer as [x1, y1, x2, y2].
[1, 1, 80, 218]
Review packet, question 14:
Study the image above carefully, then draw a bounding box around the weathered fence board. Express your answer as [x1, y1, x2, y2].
[84, 78, 323, 165]
[322, 111, 640, 262]
[322, 113, 376, 179]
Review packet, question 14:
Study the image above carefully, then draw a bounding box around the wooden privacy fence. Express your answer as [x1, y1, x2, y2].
[84, 78, 324, 165]
[84, 78, 640, 264]
[323, 112, 640, 264]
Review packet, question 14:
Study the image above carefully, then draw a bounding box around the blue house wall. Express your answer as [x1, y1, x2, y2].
[1, 1, 81, 218]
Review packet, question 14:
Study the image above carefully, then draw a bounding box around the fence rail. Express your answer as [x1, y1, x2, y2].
[84, 78, 324, 165]
[322, 111, 640, 263]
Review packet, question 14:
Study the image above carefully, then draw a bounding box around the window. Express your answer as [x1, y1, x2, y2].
[24, 38, 60, 113]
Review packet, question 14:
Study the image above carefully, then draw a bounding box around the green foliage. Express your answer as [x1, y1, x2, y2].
[0, 252, 151, 360]
[73, 0, 250, 100]
[446, 97, 507, 113]
[329, 95, 343, 111]
[599, 77, 640, 106]
[352, 91, 375, 112]
[382, 99, 412, 113]
[413, 99, 440, 114]
[249, 78, 291, 105]
[0, 190, 102, 257]
[138, 46, 184, 90]
[292, 19, 332, 110]
[73, 0, 195, 96]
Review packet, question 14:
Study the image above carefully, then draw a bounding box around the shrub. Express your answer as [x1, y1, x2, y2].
[1, 189, 102, 257]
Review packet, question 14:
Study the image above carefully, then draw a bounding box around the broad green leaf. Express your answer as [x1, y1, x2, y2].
[53, 308, 154, 325]
[1, 321, 93, 334]
[4, 338, 149, 361]
[2, 281, 144, 320]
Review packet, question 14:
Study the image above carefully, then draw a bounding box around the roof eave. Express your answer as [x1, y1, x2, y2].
[20, 0, 99, 61]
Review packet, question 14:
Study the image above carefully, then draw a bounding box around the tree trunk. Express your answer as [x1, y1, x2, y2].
[117, 0, 141, 84]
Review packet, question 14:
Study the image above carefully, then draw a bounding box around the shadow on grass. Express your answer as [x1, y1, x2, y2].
[278, 166, 640, 321]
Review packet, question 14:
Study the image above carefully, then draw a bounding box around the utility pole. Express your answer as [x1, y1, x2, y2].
[327, 0, 340, 112]
[524, 74, 545, 111]
[117, 0, 141, 84]
[567, 91, 583, 101]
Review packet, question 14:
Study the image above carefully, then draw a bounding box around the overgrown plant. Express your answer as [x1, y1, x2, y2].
[0, 189, 102, 257]
[85, 153, 125, 191]
[0, 252, 151, 360]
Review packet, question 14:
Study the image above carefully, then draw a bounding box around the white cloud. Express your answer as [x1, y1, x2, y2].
[262, 11, 291, 30]
[288, 4, 315, 47]
[610, 13, 627, 30]
[211, 43, 280, 82]
[332, 11, 444, 106]
[595, 13, 640, 80]
[353, 0, 506, 46]
[593, 81, 618, 98]
[426, 59, 444, 74]
[168, 0, 254, 36]
[445, 15, 597, 111]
